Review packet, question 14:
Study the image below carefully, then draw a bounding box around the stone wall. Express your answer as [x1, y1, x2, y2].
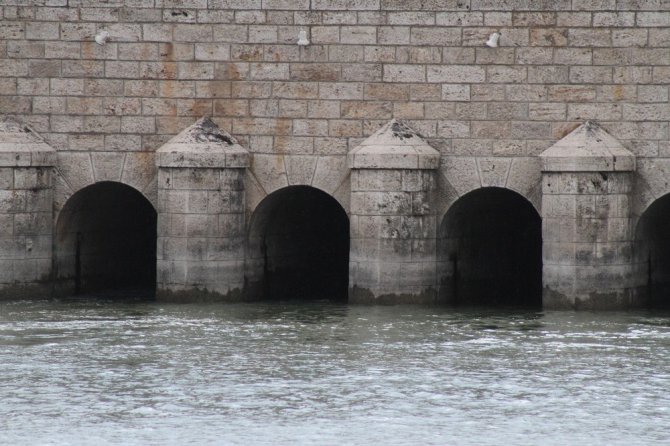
[3, 1, 670, 307]
[2, 1, 670, 189]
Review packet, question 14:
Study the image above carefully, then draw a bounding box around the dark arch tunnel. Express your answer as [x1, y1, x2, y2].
[438, 187, 542, 308]
[246, 186, 350, 302]
[55, 182, 157, 298]
[634, 194, 670, 308]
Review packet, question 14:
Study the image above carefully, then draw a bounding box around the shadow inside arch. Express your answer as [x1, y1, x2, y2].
[245, 185, 349, 302]
[633, 192, 670, 308]
[438, 187, 542, 308]
[54, 181, 157, 299]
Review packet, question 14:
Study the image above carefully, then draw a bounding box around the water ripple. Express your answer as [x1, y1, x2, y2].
[0, 301, 669, 445]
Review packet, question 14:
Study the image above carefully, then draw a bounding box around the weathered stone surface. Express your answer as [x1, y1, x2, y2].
[540, 121, 635, 172]
[156, 117, 248, 301]
[0, 119, 56, 167]
[249, 154, 288, 194]
[348, 119, 439, 302]
[157, 116, 250, 168]
[6, 2, 670, 307]
[0, 120, 55, 296]
[285, 155, 317, 186]
[542, 130, 637, 309]
[440, 156, 480, 197]
[348, 120, 440, 170]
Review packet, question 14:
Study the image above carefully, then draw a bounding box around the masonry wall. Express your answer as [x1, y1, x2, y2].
[2, 1, 670, 172]
[4, 1, 670, 306]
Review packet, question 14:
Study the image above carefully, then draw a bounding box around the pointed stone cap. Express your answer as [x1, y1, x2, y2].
[348, 119, 440, 170]
[156, 117, 249, 168]
[540, 121, 635, 172]
[0, 118, 56, 166]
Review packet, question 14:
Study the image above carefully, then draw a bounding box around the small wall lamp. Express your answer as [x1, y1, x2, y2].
[95, 30, 110, 45]
[485, 32, 500, 48]
[297, 30, 310, 46]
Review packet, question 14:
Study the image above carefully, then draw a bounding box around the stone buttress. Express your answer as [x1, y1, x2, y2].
[540, 121, 638, 309]
[348, 120, 440, 303]
[0, 119, 56, 299]
[156, 117, 249, 300]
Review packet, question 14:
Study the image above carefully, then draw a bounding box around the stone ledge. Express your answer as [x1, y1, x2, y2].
[540, 121, 635, 172]
[156, 116, 250, 169]
[348, 119, 440, 170]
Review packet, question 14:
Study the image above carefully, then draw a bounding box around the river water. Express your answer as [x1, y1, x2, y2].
[1, 298, 669, 445]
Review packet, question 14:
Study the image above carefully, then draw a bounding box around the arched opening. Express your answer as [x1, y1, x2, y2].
[634, 194, 670, 308]
[55, 182, 157, 297]
[438, 187, 542, 307]
[246, 186, 349, 302]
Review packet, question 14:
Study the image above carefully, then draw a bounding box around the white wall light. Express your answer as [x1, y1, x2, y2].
[95, 30, 110, 45]
[485, 32, 500, 48]
[297, 30, 310, 46]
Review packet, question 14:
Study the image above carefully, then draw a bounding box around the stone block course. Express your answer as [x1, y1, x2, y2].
[3, 1, 670, 307]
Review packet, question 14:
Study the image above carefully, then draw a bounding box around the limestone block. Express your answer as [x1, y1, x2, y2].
[285, 155, 317, 186]
[543, 195, 576, 218]
[218, 213, 245, 237]
[356, 169, 402, 192]
[243, 172, 266, 219]
[440, 156, 480, 197]
[13, 259, 37, 283]
[411, 192, 432, 215]
[14, 213, 50, 236]
[250, 154, 288, 194]
[576, 173, 609, 195]
[13, 168, 48, 190]
[0, 169, 12, 190]
[540, 121, 635, 172]
[91, 152, 124, 183]
[312, 155, 348, 195]
[204, 190, 229, 214]
[156, 117, 250, 169]
[636, 159, 670, 205]
[121, 152, 157, 193]
[186, 237, 208, 261]
[52, 170, 73, 217]
[143, 178, 158, 208]
[0, 190, 27, 213]
[504, 157, 540, 202]
[542, 172, 578, 195]
[157, 260, 187, 285]
[186, 190, 209, 214]
[56, 152, 94, 194]
[351, 191, 412, 216]
[332, 175, 351, 214]
[164, 190, 188, 214]
[348, 120, 440, 170]
[185, 214, 214, 237]
[607, 218, 631, 242]
[575, 218, 607, 243]
[477, 157, 511, 188]
[411, 238, 437, 261]
[162, 238, 188, 261]
[172, 168, 220, 190]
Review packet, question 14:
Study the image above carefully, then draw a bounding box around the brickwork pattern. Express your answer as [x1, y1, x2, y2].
[157, 166, 246, 298]
[0, 166, 52, 291]
[542, 170, 636, 308]
[2, 1, 670, 166]
[350, 167, 438, 302]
